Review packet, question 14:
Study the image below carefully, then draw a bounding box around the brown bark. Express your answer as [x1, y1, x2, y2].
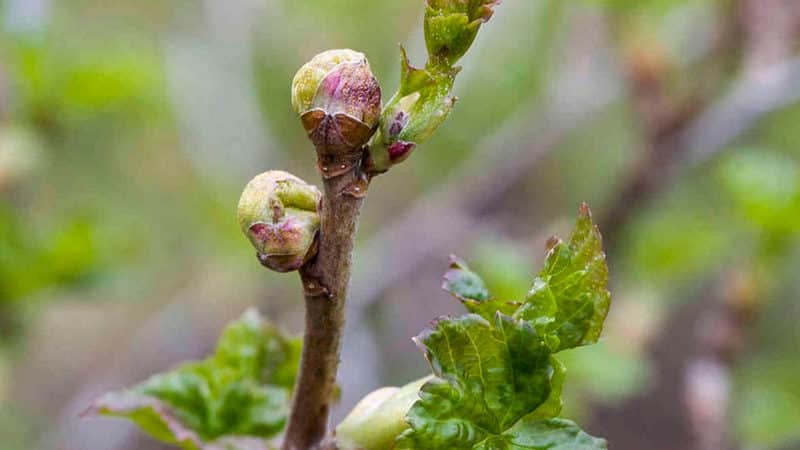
[282, 166, 366, 450]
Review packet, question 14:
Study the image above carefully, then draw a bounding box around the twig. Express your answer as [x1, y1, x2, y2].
[284, 169, 367, 450]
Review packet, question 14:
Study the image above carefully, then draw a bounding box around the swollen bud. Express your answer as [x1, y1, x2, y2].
[237, 170, 321, 272]
[291, 49, 381, 177]
[336, 377, 431, 450]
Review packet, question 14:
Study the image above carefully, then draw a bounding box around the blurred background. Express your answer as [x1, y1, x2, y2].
[1, 0, 799, 449]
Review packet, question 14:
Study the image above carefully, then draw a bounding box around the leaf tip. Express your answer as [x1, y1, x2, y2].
[578, 201, 592, 219]
[545, 235, 563, 252]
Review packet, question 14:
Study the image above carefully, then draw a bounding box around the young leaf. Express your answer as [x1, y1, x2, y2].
[515, 203, 610, 351]
[522, 358, 566, 422]
[500, 417, 607, 449]
[442, 255, 491, 302]
[367, 0, 500, 173]
[396, 314, 558, 449]
[396, 204, 611, 448]
[442, 255, 521, 320]
[85, 309, 300, 449]
[425, 0, 500, 66]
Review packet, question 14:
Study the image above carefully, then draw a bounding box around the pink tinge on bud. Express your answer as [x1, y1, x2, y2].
[301, 61, 381, 163]
[249, 223, 272, 240]
[313, 61, 381, 128]
[318, 70, 344, 103]
[248, 219, 310, 272]
[387, 141, 416, 164]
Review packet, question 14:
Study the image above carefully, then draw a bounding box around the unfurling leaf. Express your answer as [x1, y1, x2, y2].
[442, 255, 491, 302]
[85, 309, 301, 450]
[515, 203, 610, 351]
[500, 418, 607, 449]
[446, 203, 610, 351]
[396, 314, 561, 449]
[442, 255, 520, 320]
[394, 204, 610, 449]
[367, 0, 500, 173]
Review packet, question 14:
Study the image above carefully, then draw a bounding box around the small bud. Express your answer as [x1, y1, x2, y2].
[425, 0, 500, 65]
[291, 49, 381, 176]
[336, 377, 431, 450]
[237, 170, 321, 272]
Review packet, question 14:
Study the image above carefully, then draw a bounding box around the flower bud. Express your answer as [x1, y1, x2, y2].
[291, 49, 381, 177]
[237, 170, 321, 272]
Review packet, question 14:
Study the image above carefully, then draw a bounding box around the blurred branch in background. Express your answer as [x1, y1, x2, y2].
[593, 1, 800, 449]
[601, 0, 800, 248]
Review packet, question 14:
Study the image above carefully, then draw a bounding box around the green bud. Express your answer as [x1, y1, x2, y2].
[291, 49, 381, 177]
[237, 170, 321, 272]
[335, 377, 431, 450]
[425, 0, 500, 65]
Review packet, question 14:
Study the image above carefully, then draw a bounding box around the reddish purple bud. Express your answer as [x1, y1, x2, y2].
[292, 49, 381, 173]
[387, 141, 416, 164]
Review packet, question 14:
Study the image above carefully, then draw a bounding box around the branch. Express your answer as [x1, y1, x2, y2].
[283, 168, 367, 450]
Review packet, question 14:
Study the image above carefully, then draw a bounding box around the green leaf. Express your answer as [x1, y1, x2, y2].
[443, 255, 521, 320]
[515, 203, 610, 351]
[397, 204, 611, 448]
[396, 314, 558, 449]
[523, 358, 565, 422]
[442, 204, 610, 351]
[85, 309, 300, 449]
[442, 255, 491, 302]
[500, 418, 607, 450]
